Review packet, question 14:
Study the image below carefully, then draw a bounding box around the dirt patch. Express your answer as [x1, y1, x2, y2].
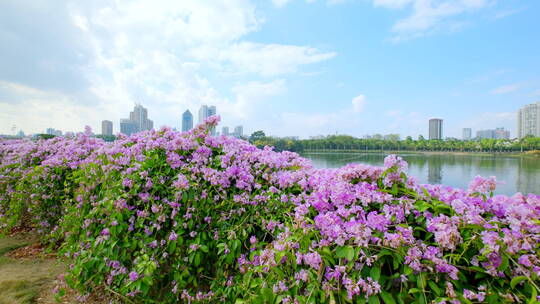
[0, 239, 64, 304]
[6, 243, 55, 260]
[0, 233, 111, 304]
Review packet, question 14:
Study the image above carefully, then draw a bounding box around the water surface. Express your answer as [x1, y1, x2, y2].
[301, 152, 540, 196]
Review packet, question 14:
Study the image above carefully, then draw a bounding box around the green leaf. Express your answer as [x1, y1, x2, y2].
[510, 276, 527, 289]
[336, 246, 355, 261]
[529, 286, 537, 304]
[368, 295, 380, 304]
[370, 267, 381, 281]
[427, 281, 441, 296]
[416, 273, 426, 289]
[380, 291, 396, 304]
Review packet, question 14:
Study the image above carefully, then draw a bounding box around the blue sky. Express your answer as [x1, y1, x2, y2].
[0, 0, 539, 138]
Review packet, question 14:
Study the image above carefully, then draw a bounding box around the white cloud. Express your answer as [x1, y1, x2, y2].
[373, 0, 414, 9]
[492, 7, 524, 20]
[0, 0, 336, 134]
[272, 0, 293, 8]
[215, 42, 336, 77]
[370, 0, 492, 41]
[491, 83, 521, 94]
[352, 95, 367, 112]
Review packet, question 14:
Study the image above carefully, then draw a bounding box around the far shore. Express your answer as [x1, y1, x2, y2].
[299, 149, 539, 157]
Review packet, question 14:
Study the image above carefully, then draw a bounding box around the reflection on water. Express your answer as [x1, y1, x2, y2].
[301, 152, 540, 195]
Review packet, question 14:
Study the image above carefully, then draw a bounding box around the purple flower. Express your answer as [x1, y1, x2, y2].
[249, 236, 257, 244]
[169, 232, 178, 241]
[129, 271, 139, 282]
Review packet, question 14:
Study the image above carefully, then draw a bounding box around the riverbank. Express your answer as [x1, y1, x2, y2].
[300, 149, 536, 157]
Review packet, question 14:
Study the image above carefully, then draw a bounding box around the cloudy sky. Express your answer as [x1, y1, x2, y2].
[0, 0, 539, 138]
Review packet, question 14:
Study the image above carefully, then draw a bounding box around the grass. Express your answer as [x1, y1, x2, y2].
[0, 233, 64, 304]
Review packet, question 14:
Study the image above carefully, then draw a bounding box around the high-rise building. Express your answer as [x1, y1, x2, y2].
[198, 105, 217, 135]
[182, 110, 193, 132]
[222, 126, 229, 136]
[518, 102, 540, 138]
[101, 120, 113, 136]
[233, 126, 243, 138]
[120, 119, 138, 136]
[208, 106, 216, 117]
[129, 104, 154, 131]
[462, 128, 472, 140]
[120, 104, 154, 136]
[428, 118, 443, 140]
[198, 105, 209, 124]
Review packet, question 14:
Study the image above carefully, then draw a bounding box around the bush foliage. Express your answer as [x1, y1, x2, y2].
[1, 117, 539, 304]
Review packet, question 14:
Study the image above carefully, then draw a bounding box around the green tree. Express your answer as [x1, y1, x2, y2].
[249, 131, 266, 142]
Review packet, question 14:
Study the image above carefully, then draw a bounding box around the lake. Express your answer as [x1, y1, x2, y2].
[301, 152, 540, 196]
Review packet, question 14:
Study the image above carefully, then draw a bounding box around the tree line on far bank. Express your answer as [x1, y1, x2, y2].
[248, 130, 540, 153]
[9, 131, 540, 154]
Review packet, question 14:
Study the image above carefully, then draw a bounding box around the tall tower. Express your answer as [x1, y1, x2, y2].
[462, 128, 472, 140]
[182, 110, 193, 132]
[517, 102, 540, 138]
[198, 105, 209, 124]
[429, 118, 443, 140]
[101, 120, 113, 136]
[198, 105, 217, 135]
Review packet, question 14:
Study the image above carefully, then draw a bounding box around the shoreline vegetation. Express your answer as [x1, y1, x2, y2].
[1, 118, 539, 303]
[299, 149, 536, 156]
[247, 132, 540, 155]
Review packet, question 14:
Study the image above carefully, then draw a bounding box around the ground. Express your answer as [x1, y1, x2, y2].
[0, 232, 67, 304]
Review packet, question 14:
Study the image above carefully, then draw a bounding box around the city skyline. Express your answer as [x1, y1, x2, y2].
[1, 1, 539, 138]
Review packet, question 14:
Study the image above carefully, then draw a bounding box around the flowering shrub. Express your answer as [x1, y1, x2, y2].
[1, 117, 539, 304]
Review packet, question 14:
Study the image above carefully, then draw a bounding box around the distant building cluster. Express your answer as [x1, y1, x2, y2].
[21, 100, 540, 142]
[517, 102, 540, 138]
[180, 105, 243, 138]
[46, 128, 63, 136]
[119, 104, 154, 136]
[460, 127, 511, 140]
[476, 128, 510, 140]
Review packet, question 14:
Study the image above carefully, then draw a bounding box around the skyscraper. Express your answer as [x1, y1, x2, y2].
[198, 105, 217, 135]
[129, 104, 154, 131]
[518, 102, 540, 138]
[120, 119, 138, 136]
[102, 120, 113, 136]
[182, 110, 193, 132]
[428, 118, 443, 140]
[198, 105, 209, 124]
[120, 104, 154, 136]
[222, 126, 229, 136]
[462, 128, 472, 140]
[233, 126, 243, 138]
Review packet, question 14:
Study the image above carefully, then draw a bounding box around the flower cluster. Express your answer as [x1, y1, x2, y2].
[1, 117, 539, 303]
